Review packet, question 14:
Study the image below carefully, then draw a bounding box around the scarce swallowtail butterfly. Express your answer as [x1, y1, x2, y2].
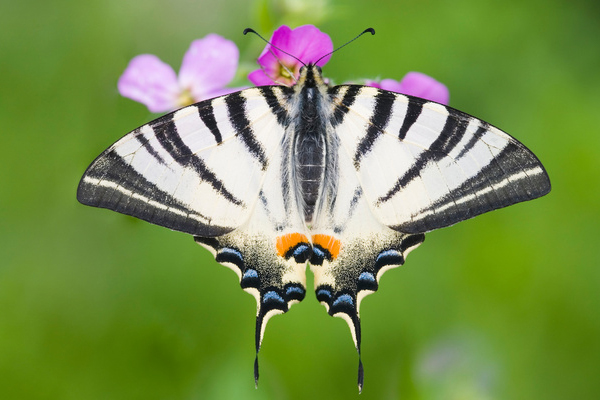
[77, 29, 551, 392]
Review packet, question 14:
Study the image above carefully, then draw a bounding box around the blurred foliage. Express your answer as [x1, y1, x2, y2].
[1, 0, 599, 399]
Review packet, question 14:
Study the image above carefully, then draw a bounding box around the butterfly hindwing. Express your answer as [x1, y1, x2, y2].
[309, 148, 425, 391]
[309, 125, 427, 391]
[329, 85, 551, 234]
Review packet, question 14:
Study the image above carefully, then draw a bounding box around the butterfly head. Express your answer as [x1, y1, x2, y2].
[296, 64, 326, 89]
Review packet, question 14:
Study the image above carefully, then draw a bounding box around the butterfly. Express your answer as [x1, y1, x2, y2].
[77, 48, 550, 392]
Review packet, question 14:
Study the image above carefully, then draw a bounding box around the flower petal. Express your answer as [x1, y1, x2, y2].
[256, 26, 295, 68]
[375, 79, 404, 93]
[117, 54, 180, 113]
[397, 72, 449, 105]
[248, 69, 277, 86]
[178, 34, 239, 101]
[258, 25, 333, 66]
[202, 86, 248, 99]
[287, 25, 333, 66]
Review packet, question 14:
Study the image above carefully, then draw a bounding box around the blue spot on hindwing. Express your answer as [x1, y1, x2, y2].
[293, 245, 308, 256]
[240, 267, 259, 289]
[310, 246, 326, 265]
[333, 294, 354, 308]
[262, 291, 285, 305]
[374, 248, 404, 270]
[220, 247, 243, 259]
[284, 284, 305, 302]
[286, 286, 305, 297]
[376, 249, 400, 263]
[359, 271, 376, 284]
[316, 287, 332, 303]
[243, 269, 258, 279]
[357, 271, 378, 291]
[216, 247, 245, 272]
[291, 244, 311, 263]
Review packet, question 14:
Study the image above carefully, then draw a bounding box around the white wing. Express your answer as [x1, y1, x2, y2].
[78, 87, 290, 236]
[329, 85, 551, 234]
[78, 71, 551, 392]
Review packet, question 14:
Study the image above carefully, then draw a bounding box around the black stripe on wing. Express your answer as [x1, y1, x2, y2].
[398, 97, 426, 140]
[456, 122, 489, 160]
[134, 129, 167, 165]
[353, 90, 396, 168]
[393, 141, 551, 233]
[225, 92, 269, 170]
[258, 86, 292, 126]
[151, 117, 244, 206]
[77, 151, 232, 237]
[329, 85, 361, 127]
[378, 108, 471, 203]
[197, 102, 223, 144]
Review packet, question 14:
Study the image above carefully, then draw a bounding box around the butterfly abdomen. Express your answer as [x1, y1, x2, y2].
[294, 132, 326, 222]
[292, 79, 331, 223]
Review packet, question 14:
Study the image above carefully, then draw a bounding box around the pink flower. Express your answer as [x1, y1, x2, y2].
[367, 72, 450, 105]
[248, 25, 334, 86]
[118, 34, 245, 113]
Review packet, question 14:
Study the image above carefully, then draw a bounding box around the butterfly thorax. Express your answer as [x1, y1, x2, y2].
[291, 65, 334, 224]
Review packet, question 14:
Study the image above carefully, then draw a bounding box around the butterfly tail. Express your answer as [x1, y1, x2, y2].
[315, 285, 365, 391]
[195, 236, 307, 388]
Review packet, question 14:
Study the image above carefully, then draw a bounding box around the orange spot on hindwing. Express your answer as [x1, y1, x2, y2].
[311, 234, 341, 260]
[275, 233, 341, 264]
[276, 233, 310, 258]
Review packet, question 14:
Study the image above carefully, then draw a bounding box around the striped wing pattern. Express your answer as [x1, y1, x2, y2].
[329, 85, 551, 234]
[78, 87, 289, 236]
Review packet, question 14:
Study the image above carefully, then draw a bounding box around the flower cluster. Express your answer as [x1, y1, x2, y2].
[119, 25, 449, 112]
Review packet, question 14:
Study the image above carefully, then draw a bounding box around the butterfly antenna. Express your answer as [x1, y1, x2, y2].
[315, 28, 375, 65]
[244, 28, 307, 67]
[268, 49, 299, 85]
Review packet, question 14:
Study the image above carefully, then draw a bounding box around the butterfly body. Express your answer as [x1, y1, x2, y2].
[78, 64, 550, 391]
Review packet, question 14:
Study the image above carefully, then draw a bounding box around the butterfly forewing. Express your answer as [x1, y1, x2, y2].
[329, 85, 551, 234]
[78, 87, 293, 236]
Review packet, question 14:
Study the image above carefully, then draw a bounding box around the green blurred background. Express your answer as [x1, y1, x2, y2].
[1, 0, 599, 398]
